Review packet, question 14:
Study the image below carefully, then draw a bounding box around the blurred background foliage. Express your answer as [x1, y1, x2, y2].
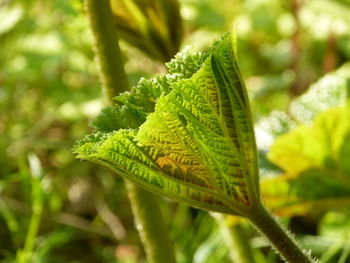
[1, 0, 350, 262]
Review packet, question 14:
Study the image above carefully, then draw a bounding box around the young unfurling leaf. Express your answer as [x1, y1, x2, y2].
[91, 46, 206, 133]
[75, 33, 259, 216]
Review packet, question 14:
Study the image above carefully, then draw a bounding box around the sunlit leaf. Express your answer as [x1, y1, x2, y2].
[75, 33, 259, 215]
[263, 106, 350, 216]
[262, 173, 350, 217]
[269, 107, 350, 175]
[92, 46, 206, 132]
[290, 63, 350, 124]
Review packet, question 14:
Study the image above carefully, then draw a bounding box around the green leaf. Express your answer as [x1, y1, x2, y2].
[263, 106, 350, 216]
[261, 64, 350, 217]
[290, 63, 350, 124]
[268, 107, 350, 175]
[165, 46, 205, 78]
[75, 33, 258, 215]
[92, 47, 206, 132]
[261, 173, 350, 217]
[110, 0, 183, 62]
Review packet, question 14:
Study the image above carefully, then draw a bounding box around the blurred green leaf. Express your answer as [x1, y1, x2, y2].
[260, 64, 350, 218]
[0, 4, 23, 35]
[290, 63, 350, 124]
[262, 106, 350, 217]
[110, 0, 183, 62]
[269, 107, 350, 175]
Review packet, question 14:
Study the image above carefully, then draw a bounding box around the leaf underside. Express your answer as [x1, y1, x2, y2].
[75, 34, 258, 215]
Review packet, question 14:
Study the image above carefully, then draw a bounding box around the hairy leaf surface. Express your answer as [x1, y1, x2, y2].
[75, 34, 258, 215]
[92, 47, 205, 132]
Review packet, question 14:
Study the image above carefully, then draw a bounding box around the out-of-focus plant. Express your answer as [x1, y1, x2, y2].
[16, 154, 44, 263]
[257, 63, 350, 261]
[261, 63, 350, 217]
[110, 0, 183, 62]
[0, 1, 141, 262]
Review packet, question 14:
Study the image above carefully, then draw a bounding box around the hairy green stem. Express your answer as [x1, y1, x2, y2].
[85, 0, 128, 104]
[127, 183, 177, 263]
[248, 204, 315, 263]
[84, 1, 176, 262]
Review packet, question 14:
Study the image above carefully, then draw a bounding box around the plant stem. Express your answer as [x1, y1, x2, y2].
[18, 154, 44, 263]
[85, 0, 128, 105]
[84, 1, 176, 262]
[127, 183, 177, 263]
[227, 223, 255, 263]
[248, 204, 315, 263]
[215, 214, 255, 263]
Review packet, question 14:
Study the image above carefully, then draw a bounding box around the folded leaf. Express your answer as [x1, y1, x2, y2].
[75, 34, 259, 215]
